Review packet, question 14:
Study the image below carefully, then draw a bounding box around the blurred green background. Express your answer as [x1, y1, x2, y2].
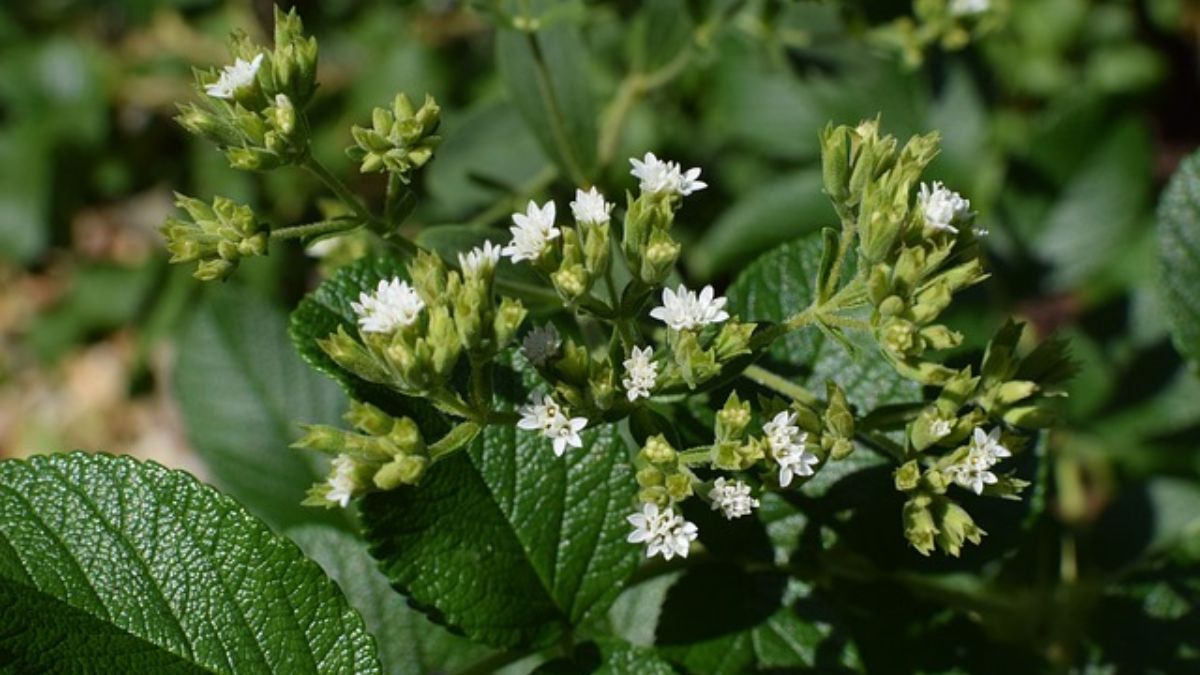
[1, 0, 1199, 670]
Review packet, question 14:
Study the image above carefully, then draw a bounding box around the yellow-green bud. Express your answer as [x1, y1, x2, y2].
[373, 455, 428, 489]
[641, 434, 676, 465]
[493, 296, 527, 348]
[902, 495, 938, 556]
[665, 473, 694, 501]
[320, 326, 389, 383]
[894, 460, 922, 492]
[636, 466, 664, 488]
[387, 416, 424, 454]
[715, 392, 751, 441]
[345, 400, 393, 436]
[640, 229, 681, 285]
[934, 499, 985, 557]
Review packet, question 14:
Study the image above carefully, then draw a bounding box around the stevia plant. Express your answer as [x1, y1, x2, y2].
[7, 3, 1151, 673]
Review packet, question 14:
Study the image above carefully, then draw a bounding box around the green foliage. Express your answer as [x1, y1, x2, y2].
[1158, 149, 1200, 368]
[176, 286, 348, 531]
[0, 453, 380, 673]
[361, 418, 639, 648]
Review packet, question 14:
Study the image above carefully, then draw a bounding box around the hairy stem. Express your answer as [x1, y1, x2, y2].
[303, 156, 418, 256]
[269, 218, 359, 241]
[741, 364, 820, 406]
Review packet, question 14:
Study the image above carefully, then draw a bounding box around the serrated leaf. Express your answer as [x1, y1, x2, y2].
[361, 357, 639, 648]
[0, 453, 380, 674]
[496, 0, 597, 184]
[1157, 148, 1200, 368]
[288, 525, 493, 675]
[726, 233, 920, 410]
[175, 286, 348, 531]
[289, 257, 447, 433]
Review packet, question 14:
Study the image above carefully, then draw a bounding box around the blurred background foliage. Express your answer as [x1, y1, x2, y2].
[2, 0, 1199, 672]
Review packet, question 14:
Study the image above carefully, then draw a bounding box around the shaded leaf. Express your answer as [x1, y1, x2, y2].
[1157, 148, 1200, 368]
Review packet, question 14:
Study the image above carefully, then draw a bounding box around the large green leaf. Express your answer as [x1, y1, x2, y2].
[726, 234, 921, 410]
[288, 525, 493, 675]
[289, 257, 447, 433]
[175, 286, 348, 532]
[496, 0, 598, 183]
[0, 452, 380, 673]
[361, 365, 639, 648]
[1157, 148, 1200, 368]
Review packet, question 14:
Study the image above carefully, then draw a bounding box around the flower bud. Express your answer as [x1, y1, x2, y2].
[641, 434, 676, 466]
[637, 466, 665, 487]
[320, 326, 390, 383]
[493, 296, 527, 349]
[902, 495, 938, 556]
[715, 392, 751, 441]
[934, 499, 985, 557]
[639, 229, 681, 285]
[269, 6, 319, 107]
[894, 460, 922, 492]
[373, 455, 427, 489]
[712, 321, 755, 361]
[665, 473, 694, 501]
[294, 424, 348, 454]
[824, 383, 854, 439]
[820, 123, 852, 206]
[345, 400, 393, 436]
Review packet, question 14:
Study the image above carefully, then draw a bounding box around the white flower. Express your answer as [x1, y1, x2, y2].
[516, 393, 588, 457]
[629, 152, 707, 197]
[763, 411, 819, 487]
[950, 0, 989, 16]
[325, 454, 359, 508]
[626, 502, 698, 560]
[570, 187, 613, 225]
[944, 426, 1011, 495]
[521, 324, 561, 367]
[351, 277, 425, 333]
[458, 240, 502, 278]
[649, 284, 729, 331]
[205, 53, 264, 99]
[918, 181, 973, 234]
[709, 478, 759, 520]
[305, 235, 343, 258]
[931, 419, 953, 438]
[502, 200, 559, 263]
[622, 345, 658, 401]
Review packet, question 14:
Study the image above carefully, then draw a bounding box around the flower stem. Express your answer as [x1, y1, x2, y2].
[677, 447, 712, 466]
[269, 218, 359, 241]
[302, 156, 417, 256]
[741, 364, 820, 406]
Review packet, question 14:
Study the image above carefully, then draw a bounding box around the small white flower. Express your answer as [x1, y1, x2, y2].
[969, 426, 1011, 465]
[709, 478, 759, 520]
[918, 181, 973, 234]
[458, 240, 502, 278]
[305, 235, 343, 258]
[950, 0, 989, 16]
[516, 393, 587, 457]
[629, 152, 707, 197]
[205, 53, 264, 99]
[944, 426, 1010, 495]
[931, 419, 953, 438]
[351, 277, 425, 333]
[521, 324, 561, 367]
[570, 187, 613, 226]
[763, 411, 819, 487]
[325, 454, 359, 508]
[649, 284, 730, 331]
[622, 345, 658, 401]
[626, 502, 698, 560]
[502, 200, 559, 263]
[947, 464, 999, 495]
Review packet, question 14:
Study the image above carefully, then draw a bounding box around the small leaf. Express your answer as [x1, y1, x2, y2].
[628, 0, 693, 75]
[0, 452, 380, 674]
[289, 525, 493, 675]
[289, 257, 447, 433]
[176, 286, 348, 531]
[1157, 148, 1200, 368]
[496, 0, 598, 183]
[726, 233, 921, 410]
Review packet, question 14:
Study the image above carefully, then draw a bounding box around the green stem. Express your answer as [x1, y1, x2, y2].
[269, 218, 359, 241]
[303, 156, 418, 256]
[741, 364, 820, 406]
[428, 421, 482, 461]
[677, 447, 712, 466]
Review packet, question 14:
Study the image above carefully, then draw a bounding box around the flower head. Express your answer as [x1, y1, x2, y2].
[622, 345, 658, 401]
[458, 240, 502, 279]
[918, 181, 972, 234]
[570, 187, 613, 226]
[626, 502, 698, 560]
[205, 53, 264, 99]
[502, 200, 559, 263]
[517, 393, 588, 457]
[944, 426, 1011, 495]
[649, 284, 729, 331]
[522, 324, 562, 367]
[351, 277, 425, 333]
[709, 478, 759, 519]
[629, 152, 707, 197]
[931, 418, 953, 438]
[325, 454, 359, 508]
[763, 411, 818, 487]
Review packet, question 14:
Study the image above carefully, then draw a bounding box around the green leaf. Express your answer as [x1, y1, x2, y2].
[0, 126, 49, 262]
[0, 452, 380, 674]
[289, 257, 447, 433]
[288, 525, 493, 675]
[1157, 148, 1200, 368]
[361, 361, 639, 648]
[726, 234, 921, 410]
[175, 286, 348, 532]
[690, 169, 831, 280]
[628, 0, 693, 75]
[535, 639, 676, 674]
[496, 0, 598, 183]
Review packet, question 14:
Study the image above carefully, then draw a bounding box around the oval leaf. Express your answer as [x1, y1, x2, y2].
[362, 418, 639, 648]
[0, 452, 380, 674]
[1158, 149, 1200, 368]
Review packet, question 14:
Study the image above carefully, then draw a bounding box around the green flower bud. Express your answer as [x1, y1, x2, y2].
[638, 486, 669, 506]
[639, 229, 681, 285]
[588, 358, 617, 411]
[347, 93, 442, 182]
[581, 221, 611, 277]
[820, 123, 852, 207]
[373, 455, 428, 489]
[269, 6, 319, 107]
[881, 317, 917, 356]
[933, 499, 985, 557]
[894, 460, 922, 492]
[387, 416, 424, 454]
[712, 321, 755, 361]
[671, 331, 719, 389]
[293, 424, 347, 454]
[919, 325, 962, 351]
[641, 434, 677, 466]
[911, 281, 953, 324]
[1003, 404, 1056, 429]
[712, 441, 746, 471]
[493, 296, 527, 349]
[551, 263, 589, 302]
[828, 437, 854, 460]
[996, 380, 1038, 406]
[715, 391, 751, 441]
[345, 400, 393, 436]
[878, 295, 906, 317]
[824, 383, 854, 439]
[636, 466, 664, 488]
[426, 306, 461, 377]
[902, 495, 938, 556]
[665, 473, 694, 501]
[867, 264, 892, 306]
[195, 258, 237, 281]
[319, 326, 389, 383]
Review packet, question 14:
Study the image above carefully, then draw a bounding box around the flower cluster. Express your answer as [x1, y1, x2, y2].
[351, 278, 425, 334]
[763, 411, 819, 487]
[629, 152, 707, 197]
[626, 503, 698, 561]
[649, 285, 729, 331]
[621, 346, 658, 401]
[944, 427, 1011, 494]
[917, 181, 973, 234]
[517, 393, 588, 457]
[708, 478, 759, 520]
[347, 93, 441, 181]
[161, 194, 268, 280]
